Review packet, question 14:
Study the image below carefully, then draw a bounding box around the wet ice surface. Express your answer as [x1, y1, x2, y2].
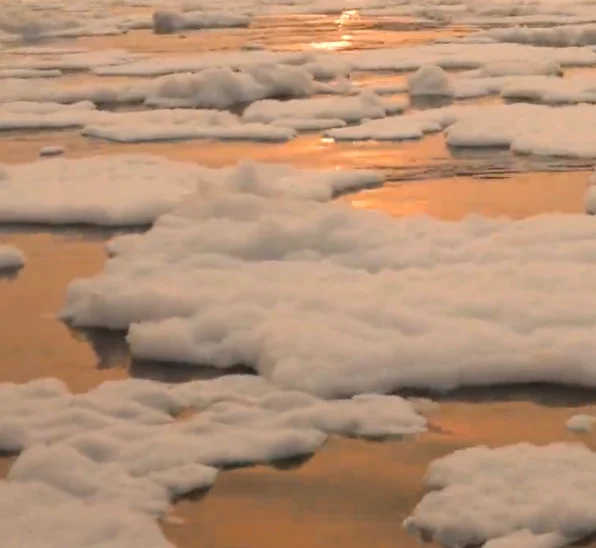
[3, 3, 596, 548]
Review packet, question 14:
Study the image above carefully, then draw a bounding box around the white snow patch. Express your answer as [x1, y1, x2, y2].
[327, 102, 596, 158]
[243, 91, 403, 125]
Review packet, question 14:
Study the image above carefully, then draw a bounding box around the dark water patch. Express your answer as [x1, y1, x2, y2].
[397, 382, 596, 408]
[68, 327, 131, 369]
[0, 265, 23, 282]
[129, 357, 255, 383]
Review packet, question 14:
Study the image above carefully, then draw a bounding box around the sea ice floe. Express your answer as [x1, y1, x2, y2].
[405, 443, 596, 547]
[0, 154, 382, 226]
[326, 102, 596, 158]
[60, 156, 596, 397]
[0, 375, 427, 546]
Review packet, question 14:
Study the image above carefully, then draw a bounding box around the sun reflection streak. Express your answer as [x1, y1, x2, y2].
[310, 9, 359, 51]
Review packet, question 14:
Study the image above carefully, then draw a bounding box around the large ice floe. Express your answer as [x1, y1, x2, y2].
[0, 375, 428, 547]
[326, 102, 596, 158]
[404, 443, 596, 547]
[0, 154, 382, 226]
[0, 102, 299, 142]
[55, 154, 596, 398]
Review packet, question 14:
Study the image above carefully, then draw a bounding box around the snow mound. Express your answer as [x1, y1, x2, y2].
[0, 375, 426, 545]
[0, 100, 96, 131]
[473, 24, 596, 48]
[0, 154, 201, 226]
[405, 443, 596, 546]
[144, 65, 317, 110]
[0, 155, 381, 227]
[0, 245, 25, 270]
[408, 65, 453, 97]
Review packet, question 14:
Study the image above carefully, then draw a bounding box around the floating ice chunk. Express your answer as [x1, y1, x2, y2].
[145, 65, 317, 110]
[473, 24, 596, 48]
[39, 145, 64, 157]
[501, 75, 596, 105]
[405, 443, 596, 546]
[243, 91, 403, 125]
[408, 65, 453, 97]
[81, 109, 296, 143]
[328, 102, 596, 157]
[460, 59, 563, 78]
[0, 244, 25, 270]
[0, 100, 96, 130]
[0, 374, 427, 545]
[566, 414, 596, 432]
[0, 154, 202, 226]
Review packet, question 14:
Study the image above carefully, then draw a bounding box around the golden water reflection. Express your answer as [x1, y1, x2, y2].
[342, 171, 589, 220]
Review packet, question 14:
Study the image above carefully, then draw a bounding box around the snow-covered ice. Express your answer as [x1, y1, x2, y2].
[0, 375, 427, 546]
[0, 244, 25, 270]
[408, 65, 453, 97]
[243, 91, 403, 125]
[144, 65, 320, 110]
[326, 103, 596, 158]
[405, 443, 596, 546]
[57, 156, 596, 398]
